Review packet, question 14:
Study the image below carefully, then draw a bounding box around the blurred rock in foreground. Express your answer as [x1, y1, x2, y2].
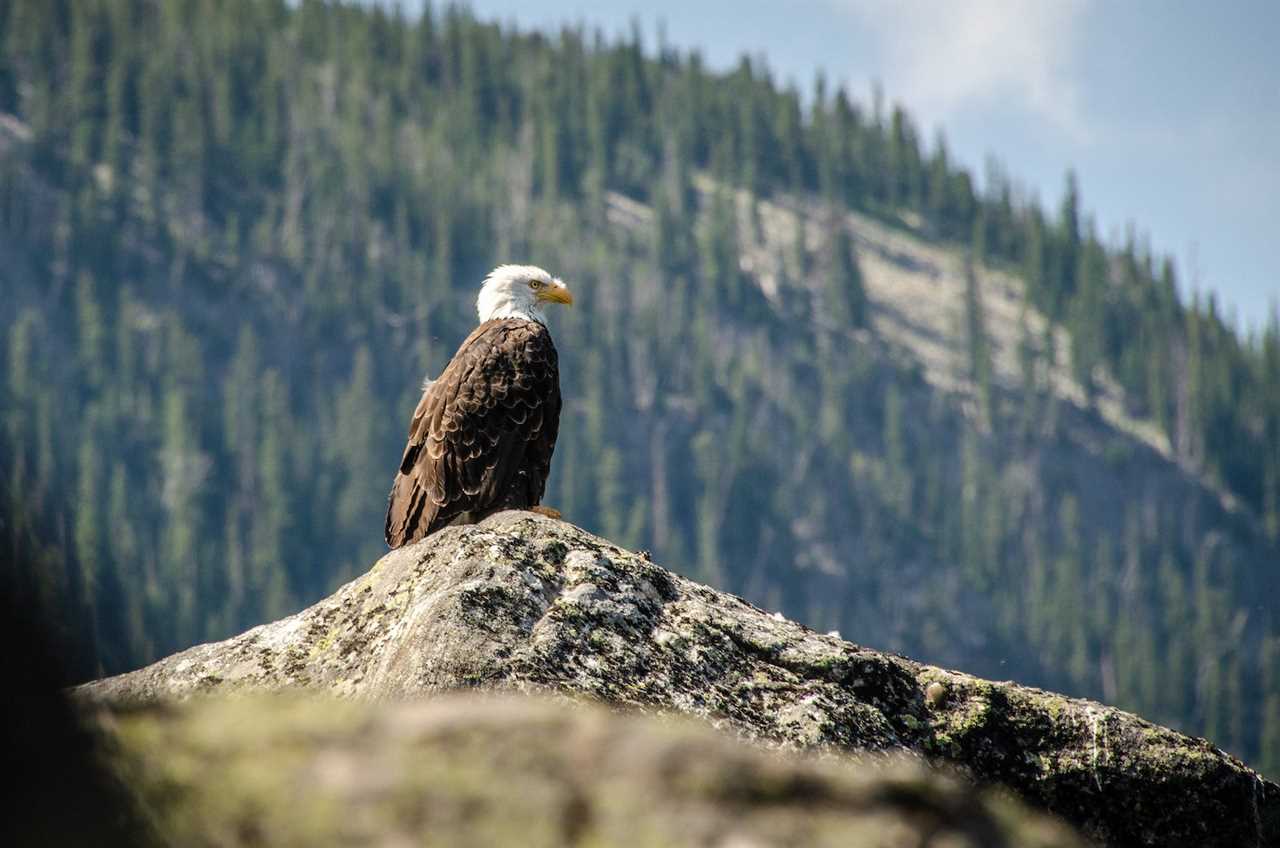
[107, 693, 1082, 848]
[84, 512, 1279, 846]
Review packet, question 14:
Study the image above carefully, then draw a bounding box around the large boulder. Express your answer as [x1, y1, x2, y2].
[84, 512, 1279, 846]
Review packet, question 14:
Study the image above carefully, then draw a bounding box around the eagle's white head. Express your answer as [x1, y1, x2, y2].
[476, 264, 574, 325]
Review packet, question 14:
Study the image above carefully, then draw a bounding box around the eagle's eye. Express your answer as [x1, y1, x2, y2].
[529, 280, 545, 290]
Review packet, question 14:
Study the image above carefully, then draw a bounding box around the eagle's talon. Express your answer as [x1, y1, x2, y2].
[530, 505, 562, 520]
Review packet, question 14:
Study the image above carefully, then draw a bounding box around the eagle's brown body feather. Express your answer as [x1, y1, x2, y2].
[384, 318, 561, 548]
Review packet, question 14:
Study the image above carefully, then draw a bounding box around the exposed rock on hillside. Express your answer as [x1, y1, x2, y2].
[84, 512, 1279, 847]
[108, 693, 1083, 847]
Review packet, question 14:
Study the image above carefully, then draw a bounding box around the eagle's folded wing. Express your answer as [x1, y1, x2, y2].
[385, 320, 560, 548]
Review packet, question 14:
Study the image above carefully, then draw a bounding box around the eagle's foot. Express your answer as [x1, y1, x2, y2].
[529, 505, 562, 520]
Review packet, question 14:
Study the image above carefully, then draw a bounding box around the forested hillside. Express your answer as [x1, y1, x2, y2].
[1, 0, 1278, 771]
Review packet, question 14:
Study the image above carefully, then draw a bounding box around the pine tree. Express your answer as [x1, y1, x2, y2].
[882, 380, 909, 517]
[334, 346, 380, 543]
[964, 259, 993, 429]
[253, 368, 291, 623]
[1057, 171, 1081, 305]
[76, 271, 108, 388]
[927, 131, 951, 231]
[74, 409, 103, 670]
[107, 460, 147, 662]
[1261, 637, 1280, 777]
[824, 219, 868, 329]
[1068, 234, 1106, 405]
[161, 383, 201, 646]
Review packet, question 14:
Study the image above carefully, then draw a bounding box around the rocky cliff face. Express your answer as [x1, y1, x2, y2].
[84, 512, 1279, 847]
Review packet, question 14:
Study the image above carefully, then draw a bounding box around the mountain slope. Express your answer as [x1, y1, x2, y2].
[593, 175, 1280, 761]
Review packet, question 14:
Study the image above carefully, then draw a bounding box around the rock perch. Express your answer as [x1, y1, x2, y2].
[84, 512, 1279, 847]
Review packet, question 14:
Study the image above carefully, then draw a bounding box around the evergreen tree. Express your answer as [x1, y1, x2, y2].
[963, 259, 994, 429]
[824, 219, 868, 328]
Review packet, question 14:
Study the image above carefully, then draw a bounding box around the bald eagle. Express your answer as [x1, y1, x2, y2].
[384, 265, 574, 548]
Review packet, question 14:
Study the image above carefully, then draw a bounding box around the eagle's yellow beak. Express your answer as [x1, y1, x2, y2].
[538, 281, 574, 306]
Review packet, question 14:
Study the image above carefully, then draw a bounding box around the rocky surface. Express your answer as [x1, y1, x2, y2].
[84, 511, 1279, 847]
[106, 693, 1083, 847]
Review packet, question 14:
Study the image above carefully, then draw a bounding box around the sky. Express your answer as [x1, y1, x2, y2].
[388, 0, 1280, 330]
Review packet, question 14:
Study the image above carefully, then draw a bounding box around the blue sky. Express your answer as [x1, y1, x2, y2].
[389, 1, 1279, 330]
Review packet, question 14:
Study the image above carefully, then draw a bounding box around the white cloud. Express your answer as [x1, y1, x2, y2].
[831, 0, 1093, 142]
